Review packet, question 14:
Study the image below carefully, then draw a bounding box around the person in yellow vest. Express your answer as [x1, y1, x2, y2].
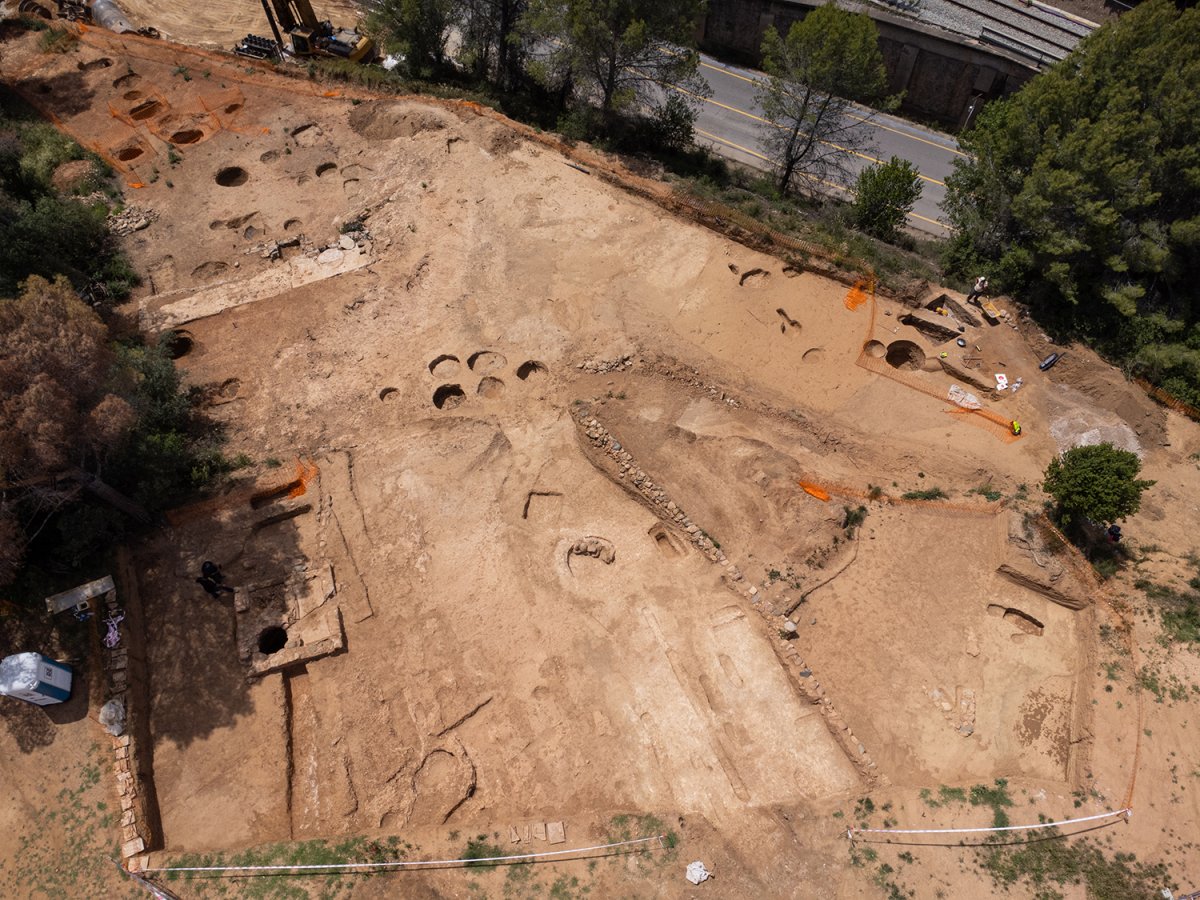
[1010, 420, 1022, 436]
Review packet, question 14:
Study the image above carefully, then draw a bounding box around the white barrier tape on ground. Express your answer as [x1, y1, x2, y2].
[139, 835, 665, 874]
[848, 808, 1130, 837]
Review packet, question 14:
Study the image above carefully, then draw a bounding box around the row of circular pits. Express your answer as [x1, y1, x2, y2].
[428, 352, 547, 381]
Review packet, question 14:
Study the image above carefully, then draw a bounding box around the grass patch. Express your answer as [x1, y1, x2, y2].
[901, 487, 947, 501]
[1135, 579, 1200, 646]
[969, 779, 1014, 828]
[968, 483, 1003, 502]
[166, 835, 406, 897]
[462, 834, 505, 867]
[842, 504, 868, 537]
[977, 830, 1171, 900]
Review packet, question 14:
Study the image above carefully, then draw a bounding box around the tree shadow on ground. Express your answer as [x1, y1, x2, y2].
[20, 68, 97, 119]
[137, 485, 308, 749]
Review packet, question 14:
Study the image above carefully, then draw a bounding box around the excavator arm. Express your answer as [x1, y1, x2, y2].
[267, 0, 319, 31]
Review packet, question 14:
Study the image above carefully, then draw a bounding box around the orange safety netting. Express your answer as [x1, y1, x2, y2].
[796, 479, 1006, 516]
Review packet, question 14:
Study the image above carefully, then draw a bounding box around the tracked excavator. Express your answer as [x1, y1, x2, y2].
[236, 0, 374, 63]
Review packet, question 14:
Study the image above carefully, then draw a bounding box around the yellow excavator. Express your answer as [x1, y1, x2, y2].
[238, 0, 374, 63]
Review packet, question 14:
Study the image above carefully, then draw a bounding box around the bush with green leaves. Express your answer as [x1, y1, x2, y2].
[852, 156, 922, 241]
[1042, 443, 1155, 527]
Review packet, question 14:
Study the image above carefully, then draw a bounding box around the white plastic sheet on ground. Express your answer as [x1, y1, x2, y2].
[948, 385, 981, 410]
[686, 860, 711, 884]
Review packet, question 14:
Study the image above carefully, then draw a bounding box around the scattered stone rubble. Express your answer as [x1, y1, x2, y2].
[99, 561, 154, 869]
[106, 205, 158, 235]
[248, 225, 373, 262]
[576, 353, 633, 374]
[575, 406, 886, 786]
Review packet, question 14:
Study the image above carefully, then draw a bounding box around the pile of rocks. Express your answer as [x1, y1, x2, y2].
[576, 354, 633, 374]
[106, 205, 157, 235]
[98, 584, 153, 865]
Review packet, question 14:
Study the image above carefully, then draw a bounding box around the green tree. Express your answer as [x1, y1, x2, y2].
[943, 0, 1200, 400]
[852, 156, 922, 241]
[1042, 443, 1155, 527]
[755, 6, 889, 195]
[523, 0, 708, 120]
[368, 0, 455, 79]
[458, 0, 530, 91]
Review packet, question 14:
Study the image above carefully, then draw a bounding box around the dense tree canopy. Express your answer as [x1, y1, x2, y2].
[755, 6, 888, 194]
[524, 0, 707, 116]
[1042, 443, 1155, 527]
[944, 0, 1200, 402]
[852, 156, 922, 241]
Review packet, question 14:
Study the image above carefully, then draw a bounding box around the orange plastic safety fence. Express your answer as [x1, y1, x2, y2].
[1134, 377, 1200, 422]
[797, 479, 1006, 516]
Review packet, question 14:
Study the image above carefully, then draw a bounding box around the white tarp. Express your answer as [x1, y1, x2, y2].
[685, 861, 711, 884]
[948, 385, 981, 410]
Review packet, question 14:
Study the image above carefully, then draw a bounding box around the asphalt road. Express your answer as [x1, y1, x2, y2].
[682, 55, 967, 235]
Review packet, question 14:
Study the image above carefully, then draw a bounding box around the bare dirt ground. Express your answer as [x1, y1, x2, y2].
[2, 20, 1200, 900]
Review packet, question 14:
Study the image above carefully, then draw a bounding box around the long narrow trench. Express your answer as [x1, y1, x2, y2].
[283, 666, 322, 839]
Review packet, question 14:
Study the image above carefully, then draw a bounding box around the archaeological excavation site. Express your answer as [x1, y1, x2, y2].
[1, 8, 1198, 900]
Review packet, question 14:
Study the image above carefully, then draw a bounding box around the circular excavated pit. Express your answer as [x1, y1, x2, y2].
[215, 166, 249, 187]
[123, 90, 143, 101]
[78, 57, 113, 71]
[243, 226, 259, 240]
[864, 340, 886, 358]
[516, 360, 547, 381]
[257, 626, 288, 655]
[260, 149, 280, 163]
[802, 347, 825, 364]
[283, 218, 303, 233]
[433, 384, 465, 410]
[315, 162, 337, 177]
[224, 103, 242, 115]
[477, 377, 505, 399]
[165, 329, 193, 359]
[379, 387, 398, 401]
[191, 261, 229, 280]
[170, 129, 202, 145]
[428, 354, 460, 378]
[468, 350, 506, 374]
[115, 146, 143, 162]
[885, 340, 925, 371]
[129, 99, 160, 121]
[218, 378, 241, 399]
[113, 72, 140, 89]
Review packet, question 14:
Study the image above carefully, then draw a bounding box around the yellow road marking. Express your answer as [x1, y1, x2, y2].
[674, 85, 946, 187]
[697, 60, 968, 159]
[693, 129, 950, 233]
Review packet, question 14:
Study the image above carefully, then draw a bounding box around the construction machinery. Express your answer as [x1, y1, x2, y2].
[236, 0, 374, 63]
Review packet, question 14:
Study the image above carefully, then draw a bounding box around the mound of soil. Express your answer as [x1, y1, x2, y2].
[51, 159, 93, 193]
[348, 101, 451, 141]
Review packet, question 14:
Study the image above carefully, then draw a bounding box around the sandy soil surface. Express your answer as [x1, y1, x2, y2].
[2, 20, 1200, 900]
[114, 0, 364, 49]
